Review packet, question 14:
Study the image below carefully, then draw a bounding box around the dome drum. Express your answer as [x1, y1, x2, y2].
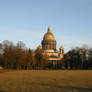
[42, 44, 56, 50]
[42, 40, 56, 45]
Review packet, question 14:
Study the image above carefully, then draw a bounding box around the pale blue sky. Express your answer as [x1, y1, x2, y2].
[0, 0, 92, 52]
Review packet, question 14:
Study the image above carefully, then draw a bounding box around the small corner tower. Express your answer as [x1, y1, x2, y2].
[59, 46, 64, 58]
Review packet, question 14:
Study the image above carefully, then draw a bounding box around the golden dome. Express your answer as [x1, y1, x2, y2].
[44, 27, 55, 40]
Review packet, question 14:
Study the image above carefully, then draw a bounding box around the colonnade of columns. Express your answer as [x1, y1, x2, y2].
[42, 44, 56, 50]
[48, 60, 62, 69]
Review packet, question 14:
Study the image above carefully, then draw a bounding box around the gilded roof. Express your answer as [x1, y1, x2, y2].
[43, 27, 55, 40]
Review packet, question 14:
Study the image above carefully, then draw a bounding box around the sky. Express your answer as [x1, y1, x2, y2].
[0, 0, 92, 52]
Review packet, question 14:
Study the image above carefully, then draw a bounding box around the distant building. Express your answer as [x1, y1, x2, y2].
[38, 27, 64, 68]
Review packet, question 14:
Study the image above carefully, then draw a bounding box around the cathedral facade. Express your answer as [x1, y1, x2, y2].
[38, 27, 64, 68]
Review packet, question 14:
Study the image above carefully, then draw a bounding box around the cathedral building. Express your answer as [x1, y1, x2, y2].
[38, 27, 64, 68]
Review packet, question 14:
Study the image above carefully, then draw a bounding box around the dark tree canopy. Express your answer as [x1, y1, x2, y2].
[0, 40, 92, 70]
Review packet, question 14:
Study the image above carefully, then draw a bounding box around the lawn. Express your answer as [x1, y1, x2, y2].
[0, 70, 92, 92]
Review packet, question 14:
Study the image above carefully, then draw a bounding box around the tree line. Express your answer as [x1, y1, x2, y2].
[0, 40, 48, 69]
[64, 45, 92, 69]
[0, 40, 92, 70]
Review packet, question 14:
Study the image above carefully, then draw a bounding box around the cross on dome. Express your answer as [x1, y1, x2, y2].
[48, 27, 50, 32]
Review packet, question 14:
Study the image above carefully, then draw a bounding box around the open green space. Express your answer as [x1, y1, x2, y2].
[0, 70, 92, 92]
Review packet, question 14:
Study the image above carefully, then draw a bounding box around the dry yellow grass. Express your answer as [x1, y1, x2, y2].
[0, 70, 92, 92]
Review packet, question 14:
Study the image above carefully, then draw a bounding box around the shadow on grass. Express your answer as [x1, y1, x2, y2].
[0, 83, 92, 92]
[32, 83, 92, 92]
[0, 90, 5, 92]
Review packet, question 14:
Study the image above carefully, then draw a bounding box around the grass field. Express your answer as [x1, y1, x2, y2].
[0, 70, 92, 92]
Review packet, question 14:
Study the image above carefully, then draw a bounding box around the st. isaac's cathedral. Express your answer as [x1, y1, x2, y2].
[38, 27, 64, 68]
